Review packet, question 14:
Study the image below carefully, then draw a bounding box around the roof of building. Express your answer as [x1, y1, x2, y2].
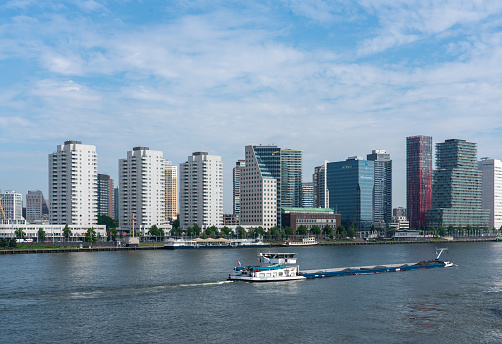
[281, 207, 335, 213]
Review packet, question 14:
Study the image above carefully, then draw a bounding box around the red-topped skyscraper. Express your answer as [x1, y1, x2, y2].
[406, 135, 433, 230]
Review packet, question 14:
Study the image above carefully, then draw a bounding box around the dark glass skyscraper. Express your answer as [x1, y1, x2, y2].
[406, 135, 432, 230]
[97, 174, 113, 218]
[427, 139, 489, 228]
[327, 157, 374, 231]
[367, 150, 392, 225]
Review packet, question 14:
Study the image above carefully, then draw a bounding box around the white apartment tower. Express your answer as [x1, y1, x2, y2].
[49, 140, 97, 226]
[165, 161, 178, 221]
[179, 152, 223, 229]
[0, 190, 23, 220]
[240, 145, 278, 229]
[478, 157, 502, 229]
[119, 147, 166, 232]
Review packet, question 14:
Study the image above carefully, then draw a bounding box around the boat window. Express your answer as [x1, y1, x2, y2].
[279, 272, 283, 276]
[259, 273, 265, 277]
[273, 273, 277, 277]
[266, 273, 271, 277]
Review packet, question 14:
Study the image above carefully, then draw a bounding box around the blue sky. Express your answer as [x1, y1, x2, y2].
[1, 0, 502, 212]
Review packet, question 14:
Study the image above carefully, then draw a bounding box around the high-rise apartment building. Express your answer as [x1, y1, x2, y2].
[406, 135, 432, 230]
[113, 187, 119, 220]
[427, 139, 489, 228]
[119, 147, 166, 232]
[240, 145, 279, 229]
[478, 157, 502, 229]
[367, 150, 392, 225]
[327, 157, 374, 232]
[97, 174, 113, 217]
[165, 162, 178, 221]
[233, 160, 245, 216]
[280, 149, 302, 209]
[49, 140, 97, 226]
[26, 190, 45, 223]
[179, 152, 223, 229]
[313, 161, 329, 208]
[301, 182, 314, 208]
[0, 190, 23, 220]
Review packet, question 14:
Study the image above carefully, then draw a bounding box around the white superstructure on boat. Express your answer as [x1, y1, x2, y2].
[284, 236, 318, 246]
[164, 237, 271, 249]
[228, 253, 306, 282]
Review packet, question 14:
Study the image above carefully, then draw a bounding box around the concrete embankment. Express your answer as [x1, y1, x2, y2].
[0, 245, 165, 254]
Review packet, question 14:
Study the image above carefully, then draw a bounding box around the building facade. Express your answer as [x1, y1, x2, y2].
[179, 152, 223, 229]
[478, 157, 502, 229]
[367, 150, 392, 225]
[233, 159, 245, 216]
[406, 135, 433, 230]
[0, 190, 23, 221]
[327, 157, 374, 232]
[49, 140, 97, 226]
[427, 139, 489, 228]
[165, 161, 178, 221]
[280, 149, 302, 209]
[97, 174, 113, 218]
[281, 207, 340, 235]
[119, 147, 166, 232]
[240, 145, 279, 229]
[313, 161, 329, 208]
[300, 182, 314, 208]
[113, 187, 119, 220]
[25, 190, 45, 223]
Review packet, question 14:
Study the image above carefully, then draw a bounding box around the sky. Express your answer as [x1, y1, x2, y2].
[1, 0, 502, 213]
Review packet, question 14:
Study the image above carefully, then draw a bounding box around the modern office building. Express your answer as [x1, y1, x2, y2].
[179, 152, 223, 229]
[233, 159, 245, 216]
[393, 207, 407, 217]
[49, 140, 97, 226]
[280, 149, 302, 209]
[119, 147, 166, 232]
[0, 190, 23, 220]
[97, 174, 113, 218]
[367, 150, 392, 225]
[113, 187, 119, 220]
[327, 157, 374, 232]
[281, 207, 340, 235]
[300, 182, 314, 208]
[313, 161, 329, 208]
[427, 139, 489, 228]
[26, 190, 45, 223]
[165, 161, 178, 221]
[240, 145, 280, 229]
[406, 135, 433, 230]
[478, 157, 502, 229]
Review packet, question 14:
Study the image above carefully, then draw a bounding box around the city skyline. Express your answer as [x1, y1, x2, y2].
[1, 2, 502, 213]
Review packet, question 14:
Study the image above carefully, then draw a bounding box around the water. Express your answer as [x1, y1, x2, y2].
[1, 243, 502, 343]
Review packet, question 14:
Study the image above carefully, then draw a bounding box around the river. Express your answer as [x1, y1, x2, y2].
[1, 242, 501, 343]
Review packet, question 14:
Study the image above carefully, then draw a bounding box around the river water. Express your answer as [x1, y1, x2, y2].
[1, 242, 501, 343]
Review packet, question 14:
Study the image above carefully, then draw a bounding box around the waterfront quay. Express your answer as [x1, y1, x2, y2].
[0, 237, 496, 254]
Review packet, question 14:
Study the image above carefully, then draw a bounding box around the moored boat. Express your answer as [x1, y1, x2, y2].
[164, 237, 271, 250]
[283, 236, 318, 246]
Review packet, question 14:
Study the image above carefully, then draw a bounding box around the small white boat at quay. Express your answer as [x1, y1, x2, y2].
[227, 253, 306, 282]
[164, 237, 271, 249]
[283, 236, 318, 246]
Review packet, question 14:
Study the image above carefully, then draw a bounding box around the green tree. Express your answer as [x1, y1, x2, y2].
[323, 225, 333, 239]
[255, 226, 265, 237]
[15, 228, 25, 239]
[347, 224, 357, 238]
[297, 225, 308, 236]
[284, 226, 294, 237]
[311, 225, 321, 235]
[149, 225, 164, 240]
[474, 226, 481, 236]
[86, 228, 98, 244]
[466, 225, 472, 236]
[192, 224, 201, 236]
[172, 218, 180, 229]
[97, 214, 118, 229]
[221, 226, 232, 237]
[0, 238, 8, 248]
[8, 238, 17, 248]
[237, 226, 247, 239]
[63, 224, 72, 241]
[447, 225, 454, 236]
[336, 225, 347, 239]
[38, 228, 46, 242]
[267, 226, 280, 240]
[438, 225, 446, 237]
[171, 226, 183, 237]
